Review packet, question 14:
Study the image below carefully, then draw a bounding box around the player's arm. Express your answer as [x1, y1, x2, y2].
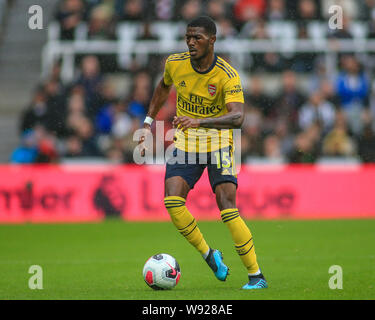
[144, 78, 172, 129]
[173, 102, 244, 130]
[138, 78, 172, 155]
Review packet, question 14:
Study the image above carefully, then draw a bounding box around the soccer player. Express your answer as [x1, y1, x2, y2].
[139, 16, 267, 289]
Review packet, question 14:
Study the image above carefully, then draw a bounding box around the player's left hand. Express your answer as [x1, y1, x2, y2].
[173, 116, 200, 131]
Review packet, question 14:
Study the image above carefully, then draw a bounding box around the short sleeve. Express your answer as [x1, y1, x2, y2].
[163, 58, 173, 86]
[223, 76, 244, 104]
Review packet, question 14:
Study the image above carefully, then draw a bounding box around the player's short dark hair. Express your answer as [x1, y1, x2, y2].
[187, 16, 217, 36]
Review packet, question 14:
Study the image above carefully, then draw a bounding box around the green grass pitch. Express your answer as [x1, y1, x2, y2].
[0, 219, 374, 300]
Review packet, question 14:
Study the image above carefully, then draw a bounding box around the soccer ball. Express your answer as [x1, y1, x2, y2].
[143, 253, 181, 290]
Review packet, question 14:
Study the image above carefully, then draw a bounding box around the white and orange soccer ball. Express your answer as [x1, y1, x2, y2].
[143, 253, 181, 290]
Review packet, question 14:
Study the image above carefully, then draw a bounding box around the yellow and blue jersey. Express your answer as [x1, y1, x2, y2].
[163, 52, 244, 153]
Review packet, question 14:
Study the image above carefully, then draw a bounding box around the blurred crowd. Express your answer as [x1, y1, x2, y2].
[51, 0, 375, 72]
[10, 0, 375, 164]
[53, 0, 375, 41]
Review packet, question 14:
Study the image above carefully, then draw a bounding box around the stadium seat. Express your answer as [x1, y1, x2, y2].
[75, 23, 88, 41]
[266, 21, 297, 40]
[117, 22, 142, 42]
[351, 22, 368, 39]
[266, 21, 298, 53]
[151, 22, 180, 42]
[48, 21, 61, 41]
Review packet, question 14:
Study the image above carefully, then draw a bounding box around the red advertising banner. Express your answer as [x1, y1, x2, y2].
[0, 164, 374, 223]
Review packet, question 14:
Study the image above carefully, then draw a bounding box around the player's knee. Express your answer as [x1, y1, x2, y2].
[215, 185, 236, 211]
[164, 177, 190, 198]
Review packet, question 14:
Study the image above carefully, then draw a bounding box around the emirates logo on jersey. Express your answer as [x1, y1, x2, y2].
[208, 84, 216, 96]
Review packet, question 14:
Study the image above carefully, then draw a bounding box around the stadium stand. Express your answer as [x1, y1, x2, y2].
[0, 0, 60, 162]
[5, 0, 375, 164]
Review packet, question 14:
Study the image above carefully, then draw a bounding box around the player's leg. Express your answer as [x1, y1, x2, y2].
[164, 177, 228, 281]
[214, 182, 267, 289]
[215, 182, 260, 273]
[208, 145, 267, 288]
[164, 149, 228, 281]
[164, 176, 210, 256]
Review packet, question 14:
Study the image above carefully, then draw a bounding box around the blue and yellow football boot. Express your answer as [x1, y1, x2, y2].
[242, 273, 268, 289]
[205, 249, 229, 281]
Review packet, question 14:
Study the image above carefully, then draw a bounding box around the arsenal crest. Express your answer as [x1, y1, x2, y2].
[208, 84, 216, 96]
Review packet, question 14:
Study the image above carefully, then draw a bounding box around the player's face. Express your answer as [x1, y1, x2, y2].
[185, 27, 214, 60]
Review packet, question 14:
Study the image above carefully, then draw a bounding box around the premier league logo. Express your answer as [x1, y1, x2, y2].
[208, 84, 216, 96]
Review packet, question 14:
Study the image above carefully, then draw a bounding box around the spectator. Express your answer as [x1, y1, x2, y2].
[34, 129, 59, 163]
[112, 109, 137, 139]
[246, 19, 287, 72]
[336, 56, 369, 106]
[153, 0, 176, 21]
[263, 134, 284, 160]
[322, 110, 357, 157]
[298, 90, 336, 133]
[274, 119, 295, 156]
[127, 71, 152, 121]
[106, 145, 126, 163]
[290, 22, 317, 73]
[216, 18, 237, 39]
[11, 126, 59, 164]
[241, 106, 264, 160]
[245, 75, 274, 117]
[356, 109, 375, 162]
[49, 60, 64, 84]
[296, 0, 320, 21]
[239, 17, 263, 39]
[206, 0, 227, 20]
[317, 79, 341, 108]
[63, 134, 85, 158]
[20, 88, 49, 134]
[359, 0, 375, 20]
[367, 17, 375, 39]
[87, 5, 116, 40]
[335, 55, 370, 134]
[114, 135, 137, 162]
[179, 0, 202, 22]
[55, 0, 86, 40]
[96, 99, 134, 136]
[288, 130, 319, 163]
[117, 0, 145, 21]
[43, 79, 67, 137]
[328, 14, 353, 39]
[265, 0, 287, 20]
[76, 55, 104, 114]
[10, 130, 39, 163]
[233, 0, 266, 25]
[308, 58, 334, 92]
[271, 70, 306, 131]
[65, 91, 89, 133]
[104, 135, 135, 163]
[74, 117, 102, 156]
[92, 78, 118, 115]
